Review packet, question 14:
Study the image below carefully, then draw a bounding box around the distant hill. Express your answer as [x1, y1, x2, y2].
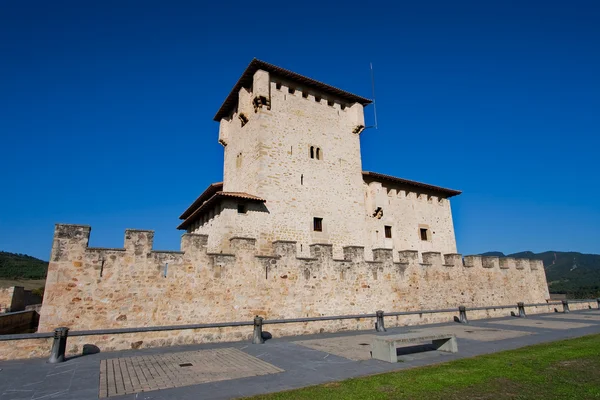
[480, 251, 600, 298]
[0, 251, 48, 280]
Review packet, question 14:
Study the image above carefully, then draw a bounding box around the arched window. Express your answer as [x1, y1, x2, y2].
[310, 146, 314, 159]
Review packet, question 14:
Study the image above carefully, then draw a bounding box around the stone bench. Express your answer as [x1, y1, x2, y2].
[371, 332, 458, 363]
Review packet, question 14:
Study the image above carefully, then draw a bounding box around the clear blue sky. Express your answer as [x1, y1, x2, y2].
[1, 1, 599, 260]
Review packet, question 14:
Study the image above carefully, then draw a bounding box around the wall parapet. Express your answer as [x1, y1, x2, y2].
[38, 224, 552, 340]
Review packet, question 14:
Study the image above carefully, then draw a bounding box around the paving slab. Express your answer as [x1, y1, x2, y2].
[540, 313, 600, 321]
[411, 324, 532, 341]
[1, 310, 600, 400]
[99, 347, 283, 398]
[294, 334, 379, 360]
[485, 318, 593, 330]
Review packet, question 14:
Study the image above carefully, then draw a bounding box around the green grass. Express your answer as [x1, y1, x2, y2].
[248, 334, 600, 400]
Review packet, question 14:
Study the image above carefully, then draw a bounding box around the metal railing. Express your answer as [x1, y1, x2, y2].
[1, 298, 598, 363]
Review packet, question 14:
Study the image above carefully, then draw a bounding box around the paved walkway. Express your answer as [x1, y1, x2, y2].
[1, 309, 599, 399]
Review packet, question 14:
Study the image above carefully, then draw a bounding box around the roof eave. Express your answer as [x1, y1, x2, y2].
[362, 171, 462, 198]
[213, 58, 372, 121]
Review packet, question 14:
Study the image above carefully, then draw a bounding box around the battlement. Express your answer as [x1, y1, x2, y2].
[50, 224, 544, 274]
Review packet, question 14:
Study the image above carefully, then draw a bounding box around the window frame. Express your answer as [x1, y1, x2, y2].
[313, 217, 323, 232]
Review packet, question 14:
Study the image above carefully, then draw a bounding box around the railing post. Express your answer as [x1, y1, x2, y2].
[458, 306, 468, 324]
[517, 302, 526, 318]
[48, 327, 69, 363]
[562, 300, 570, 313]
[375, 310, 386, 332]
[252, 316, 265, 344]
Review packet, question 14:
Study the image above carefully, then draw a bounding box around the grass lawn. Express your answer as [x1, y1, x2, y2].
[247, 334, 600, 400]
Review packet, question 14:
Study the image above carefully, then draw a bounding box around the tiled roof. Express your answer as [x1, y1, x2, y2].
[214, 58, 372, 121]
[362, 171, 462, 198]
[177, 191, 266, 230]
[179, 182, 223, 220]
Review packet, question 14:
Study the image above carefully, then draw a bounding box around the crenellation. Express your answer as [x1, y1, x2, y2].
[482, 256, 500, 269]
[229, 237, 257, 252]
[124, 229, 154, 256]
[372, 248, 393, 263]
[398, 250, 419, 263]
[515, 258, 529, 270]
[422, 252, 442, 266]
[444, 253, 462, 267]
[343, 246, 365, 262]
[309, 244, 333, 260]
[500, 257, 515, 269]
[530, 259, 542, 271]
[464, 255, 482, 268]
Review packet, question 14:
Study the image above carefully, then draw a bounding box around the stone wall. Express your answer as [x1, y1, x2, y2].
[0, 286, 27, 313]
[0, 287, 15, 313]
[38, 224, 550, 337]
[0, 310, 39, 334]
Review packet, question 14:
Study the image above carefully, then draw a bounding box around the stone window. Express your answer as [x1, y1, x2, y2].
[340, 104, 346, 110]
[327, 100, 334, 107]
[313, 217, 323, 232]
[420, 228, 429, 241]
[385, 226, 392, 238]
[238, 204, 247, 214]
[314, 96, 321, 103]
[275, 82, 282, 90]
[302, 91, 309, 98]
[310, 146, 322, 160]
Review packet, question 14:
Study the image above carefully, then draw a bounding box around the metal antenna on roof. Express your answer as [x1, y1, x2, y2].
[367, 62, 378, 130]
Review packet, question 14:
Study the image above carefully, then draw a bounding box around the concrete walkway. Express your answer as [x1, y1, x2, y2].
[1, 309, 599, 399]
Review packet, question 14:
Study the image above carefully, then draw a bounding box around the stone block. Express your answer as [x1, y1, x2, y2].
[463, 255, 482, 268]
[422, 252, 442, 265]
[372, 248, 393, 263]
[482, 256, 499, 269]
[398, 250, 418, 264]
[443, 253, 462, 267]
[500, 257, 515, 269]
[343, 246, 365, 262]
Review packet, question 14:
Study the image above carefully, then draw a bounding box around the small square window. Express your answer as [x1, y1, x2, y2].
[237, 204, 247, 214]
[275, 82, 282, 90]
[385, 226, 392, 238]
[302, 91, 308, 98]
[420, 228, 428, 241]
[313, 217, 323, 232]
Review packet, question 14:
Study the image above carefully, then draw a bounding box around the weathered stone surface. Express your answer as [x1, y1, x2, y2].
[29, 224, 551, 359]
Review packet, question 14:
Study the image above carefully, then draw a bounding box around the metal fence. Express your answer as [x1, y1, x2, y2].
[1, 298, 598, 363]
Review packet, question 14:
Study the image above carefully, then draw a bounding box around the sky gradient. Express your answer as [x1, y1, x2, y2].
[1, 0, 599, 260]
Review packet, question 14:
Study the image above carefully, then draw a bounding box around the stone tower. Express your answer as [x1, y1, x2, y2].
[180, 59, 373, 256]
[179, 59, 461, 258]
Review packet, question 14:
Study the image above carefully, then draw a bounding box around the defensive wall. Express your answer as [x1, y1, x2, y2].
[0, 223, 555, 360]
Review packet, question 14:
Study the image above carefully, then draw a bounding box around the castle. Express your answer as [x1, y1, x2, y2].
[178, 59, 461, 260]
[20, 60, 553, 359]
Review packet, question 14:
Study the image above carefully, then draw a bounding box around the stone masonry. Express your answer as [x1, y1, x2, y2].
[37, 224, 550, 336]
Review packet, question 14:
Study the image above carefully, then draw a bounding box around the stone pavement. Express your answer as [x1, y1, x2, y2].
[1, 309, 599, 400]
